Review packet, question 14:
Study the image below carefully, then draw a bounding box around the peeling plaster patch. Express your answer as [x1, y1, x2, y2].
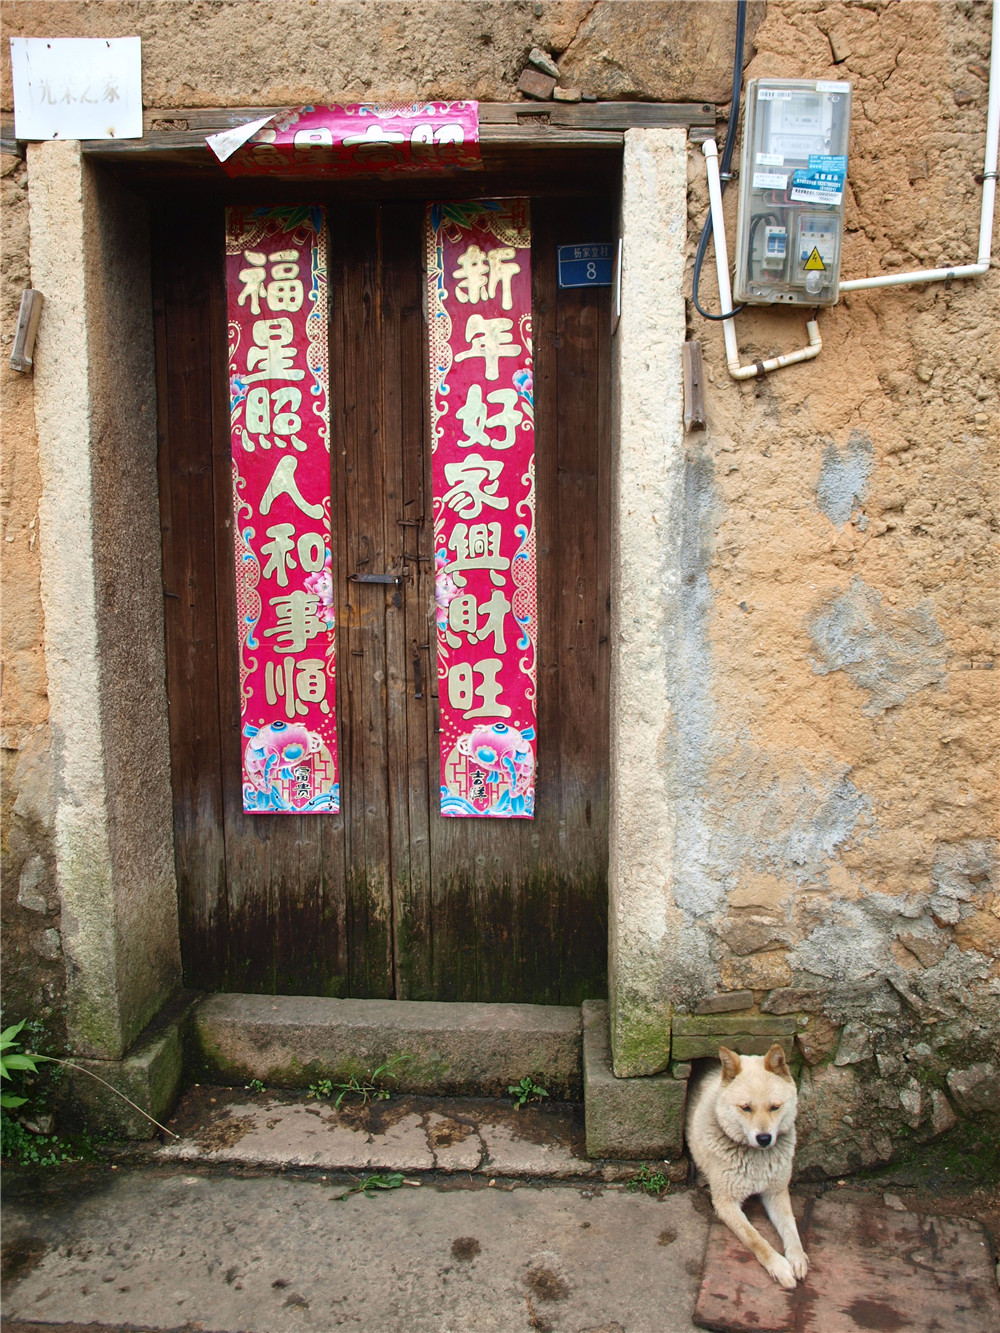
[671, 747, 872, 926]
[929, 842, 994, 924]
[931, 839, 996, 906]
[793, 894, 999, 1027]
[809, 577, 947, 715]
[859, 888, 927, 922]
[791, 900, 889, 984]
[816, 430, 874, 527]
[890, 944, 997, 1023]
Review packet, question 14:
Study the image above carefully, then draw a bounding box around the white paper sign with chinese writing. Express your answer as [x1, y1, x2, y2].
[9, 37, 142, 141]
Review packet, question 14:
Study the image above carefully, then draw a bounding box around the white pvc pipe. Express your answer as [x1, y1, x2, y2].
[841, 0, 998, 292]
[702, 138, 823, 380]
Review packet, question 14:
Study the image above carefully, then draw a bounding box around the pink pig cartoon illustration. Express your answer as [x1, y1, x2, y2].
[244, 720, 323, 791]
[458, 722, 535, 798]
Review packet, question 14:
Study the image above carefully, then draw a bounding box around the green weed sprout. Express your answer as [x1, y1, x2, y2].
[626, 1164, 670, 1197]
[508, 1076, 549, 1108]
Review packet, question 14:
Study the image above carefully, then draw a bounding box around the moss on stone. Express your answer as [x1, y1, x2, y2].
[672, 1014, 798, 1035]
[610, 996, 672, 1077]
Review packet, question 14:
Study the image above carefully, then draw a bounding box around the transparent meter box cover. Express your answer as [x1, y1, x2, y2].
[734, 79, 852, 307]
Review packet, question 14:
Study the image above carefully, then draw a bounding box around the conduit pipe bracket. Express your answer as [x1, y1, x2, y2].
[701, 139, 823, 381]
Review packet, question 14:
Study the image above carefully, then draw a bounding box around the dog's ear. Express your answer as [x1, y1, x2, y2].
[718, 1047, 742, 1083]
[763, 1043, 792, 1080]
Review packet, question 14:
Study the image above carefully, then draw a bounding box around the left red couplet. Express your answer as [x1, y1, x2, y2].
[225, 205, 339, 814]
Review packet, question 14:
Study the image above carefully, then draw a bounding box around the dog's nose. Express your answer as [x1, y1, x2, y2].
[756, 1133, 773, 1147]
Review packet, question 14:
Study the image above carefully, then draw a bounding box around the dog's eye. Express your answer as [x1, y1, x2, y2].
[739, 1104, 752, 1113]
[769, 1104, 781, 1112]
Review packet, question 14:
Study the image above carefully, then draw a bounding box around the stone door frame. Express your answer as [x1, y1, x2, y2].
[28, 130, 689, 1075]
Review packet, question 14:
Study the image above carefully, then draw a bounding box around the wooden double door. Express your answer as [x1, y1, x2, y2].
[155, 189, 611, 1003]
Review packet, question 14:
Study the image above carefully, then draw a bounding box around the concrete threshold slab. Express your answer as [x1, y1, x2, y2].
[154, 1084, 680, 1182]
[193, 993, 583, 1099]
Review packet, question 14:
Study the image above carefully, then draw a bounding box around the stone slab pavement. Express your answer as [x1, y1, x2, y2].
[1, 1166, 708, 1333]
[3, 1092, 998, 1333]
[693, 1193, 1000, 1333]
[152, 1085, 618, 1180]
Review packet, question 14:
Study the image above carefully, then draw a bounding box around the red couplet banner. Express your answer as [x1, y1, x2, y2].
[426, 200, 537, 819]
[225, 205, 339, 814]
[220, 103, 481, 178]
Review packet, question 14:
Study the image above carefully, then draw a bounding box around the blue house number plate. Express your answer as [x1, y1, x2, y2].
[557, 243, 614, 288]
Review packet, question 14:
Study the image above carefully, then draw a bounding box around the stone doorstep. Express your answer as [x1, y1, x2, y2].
[67, 993, 815, 1159]
[194, 992, 584, 1101]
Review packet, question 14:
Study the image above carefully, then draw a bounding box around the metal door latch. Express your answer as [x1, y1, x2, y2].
[349, 572, 404, 585]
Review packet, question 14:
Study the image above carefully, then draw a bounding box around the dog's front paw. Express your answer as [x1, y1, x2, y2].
[767, 1253, 797, 1290]
[787, 1247, 809, 1281]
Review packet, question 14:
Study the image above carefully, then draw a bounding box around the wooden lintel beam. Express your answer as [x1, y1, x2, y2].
[1, 100, 716, 163]
[135, 100, 715, 133]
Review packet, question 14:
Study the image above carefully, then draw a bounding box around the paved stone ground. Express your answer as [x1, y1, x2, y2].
[152, 1084, 672, 1181]
[1, 1167, 707, 1333]
[694, 1193, 1000, 1333]
[3, 1091, 998, 1333]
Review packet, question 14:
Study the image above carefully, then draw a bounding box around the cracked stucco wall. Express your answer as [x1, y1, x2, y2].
[674, 0, 999, 1173]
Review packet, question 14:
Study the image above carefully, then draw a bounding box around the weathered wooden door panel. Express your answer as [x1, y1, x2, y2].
[154, 209, 231, 992]
[155, 190, 611, 1004]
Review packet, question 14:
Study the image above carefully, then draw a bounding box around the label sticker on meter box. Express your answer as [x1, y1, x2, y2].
[791, 155, 846, 205]
[753, 171, 788, 190]
[558, 243, 613, 288]
[790, 168, 845, 205]
[803, 247, 826, 271]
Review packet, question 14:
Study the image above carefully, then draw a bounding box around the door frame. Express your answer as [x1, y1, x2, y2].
[27, 126, 689, 1079]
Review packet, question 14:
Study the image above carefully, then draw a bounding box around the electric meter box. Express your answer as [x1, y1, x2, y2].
[734, 78, 852, 307]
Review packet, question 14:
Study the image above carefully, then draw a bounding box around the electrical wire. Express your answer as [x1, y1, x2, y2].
[692, 0, 748, 320]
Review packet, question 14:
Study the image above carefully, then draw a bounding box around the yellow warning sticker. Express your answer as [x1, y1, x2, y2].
[804, 247, 826, 271]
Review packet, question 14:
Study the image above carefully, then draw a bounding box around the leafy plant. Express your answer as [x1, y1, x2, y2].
[331, 1171, 405, 1201]
[1, 1020, 38, 1109]
[508, 1076, 549, 1108]
[246, 1079, 266, 1093]
[2, 1022, 103, 1168]
[626, 1164, 670, 1197]
[1, 1116, 87, 1168]
[310, 1056, 410, 1109]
